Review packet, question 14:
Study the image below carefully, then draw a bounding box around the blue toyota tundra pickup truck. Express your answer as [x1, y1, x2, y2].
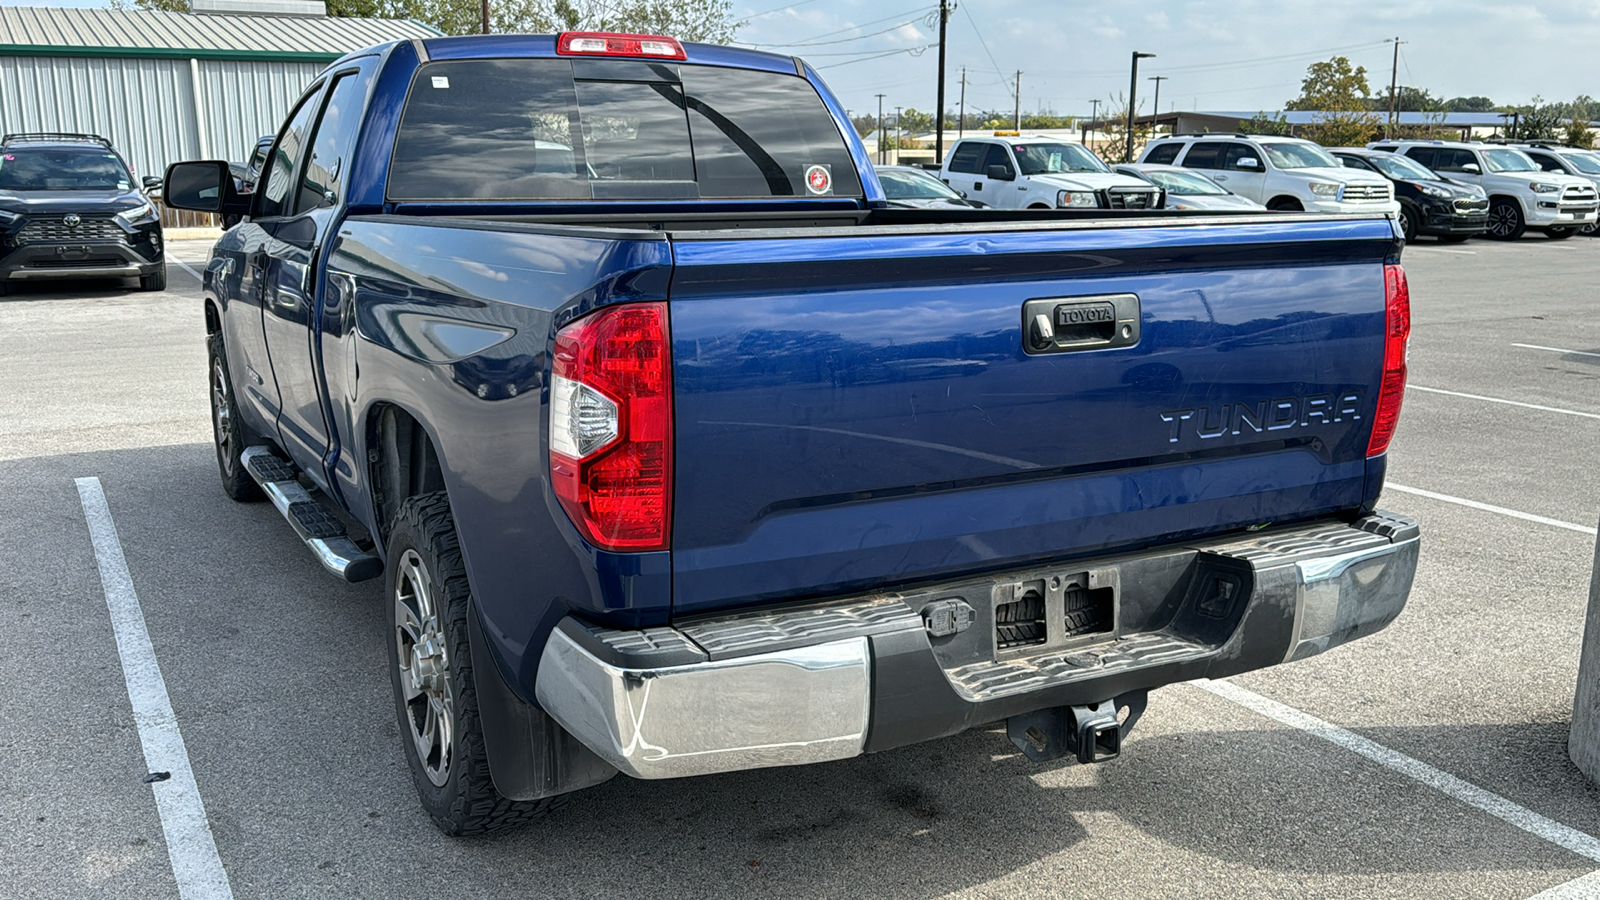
[164, 31, 1420, 835]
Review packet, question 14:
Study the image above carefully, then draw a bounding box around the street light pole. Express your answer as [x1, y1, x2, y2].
[481, 0, 489, 34]
[1127, 51, 1156, 162]
[957, 68, 967, 139]
[1086, 98, 1101, 147]
[935, 0, 951, 163]
[1148, 75, 1168, 137]
[894, 105, 902, 164]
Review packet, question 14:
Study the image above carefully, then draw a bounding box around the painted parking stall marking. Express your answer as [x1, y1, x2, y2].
[75, 477, 235, 900]
[1408, 385, 1600, 422]
[1513, 343, 1600, 360]
[1385, 483, 1596, 536]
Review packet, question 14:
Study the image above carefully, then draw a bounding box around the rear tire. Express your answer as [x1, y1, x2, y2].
[140, 266, 167, 292]
[207, 332, 262, 502]
[1546, 227, 1576, 240]
[386, 492, 564, 836]
[1486, 199, 1525, 240]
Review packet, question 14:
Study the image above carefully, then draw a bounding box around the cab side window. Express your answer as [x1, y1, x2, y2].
[257, 87, 324, 219]
[294, 72, 368, 215]
[947, 142, 984, 174]
[1403, 148, 1436, 169]
[1528, 152, 1565, 173]
[1143, 142, 1181, 165]
[981, 144, 1014, 177]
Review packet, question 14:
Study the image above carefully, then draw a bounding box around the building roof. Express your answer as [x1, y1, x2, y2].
[0, 5, 440, 63]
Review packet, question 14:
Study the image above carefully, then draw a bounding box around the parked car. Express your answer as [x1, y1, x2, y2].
[940, 133, 1163, 209]
[165, 31, 1420, 836]
[1112, 163, 1265, 211]
[1139, 133, 1397, 214]
[1367, 139, 1597, 239]
[1504, 142, 1600, 234]
[0, 131, 165, 293]
[1328, 148, 1488, 242]
[876, 164, 982, 208]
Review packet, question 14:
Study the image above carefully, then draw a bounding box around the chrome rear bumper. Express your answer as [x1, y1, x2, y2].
[535, 512, 1419, 781]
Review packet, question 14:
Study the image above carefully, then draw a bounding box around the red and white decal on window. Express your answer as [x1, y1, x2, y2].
[804, 164, 832, 195]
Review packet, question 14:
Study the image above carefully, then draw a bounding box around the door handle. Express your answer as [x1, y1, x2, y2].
[1213, 175, 1229, 181]
[974, 182, 984, 190]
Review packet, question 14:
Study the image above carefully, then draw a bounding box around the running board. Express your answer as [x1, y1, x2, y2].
[241, 446, 382, 583]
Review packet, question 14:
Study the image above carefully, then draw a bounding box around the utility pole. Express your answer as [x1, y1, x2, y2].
[1148, 75, 1168, 137]
[1013, 70, 1022, 131]
[1387, 37, 1406, 139]
[935, 0, 951, 163]
[480, 0, 489, 33]
[875, 93, 887, 164]
[1127, 51, 1156, 163]
[894, 105, 902, 164]
[957, 68, 967, 139]
[1086, 98, 1102, 149]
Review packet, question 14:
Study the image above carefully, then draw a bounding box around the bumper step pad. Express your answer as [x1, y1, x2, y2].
[241, 446, 381, 583]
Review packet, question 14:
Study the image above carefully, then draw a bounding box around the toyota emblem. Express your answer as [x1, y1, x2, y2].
[63, 214, 81, 227]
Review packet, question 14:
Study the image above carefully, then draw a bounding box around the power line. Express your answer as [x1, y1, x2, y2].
[734, 0, 826, 25]
[747, 19, 926, 49]
[959, 2, 1009, 96]
[743, 5, 933, 47]
[814, 44, 938, 70]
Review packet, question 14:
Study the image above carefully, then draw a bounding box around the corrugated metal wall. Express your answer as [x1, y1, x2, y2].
[0, 55, 317, 180]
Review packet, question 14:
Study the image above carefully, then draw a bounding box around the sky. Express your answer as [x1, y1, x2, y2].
[15, 0, 1600, 119]
[727, 0, 1600, 120]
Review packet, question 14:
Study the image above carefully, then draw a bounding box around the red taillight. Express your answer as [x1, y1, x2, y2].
[1367, 263, 1410, 456]
[556, 31, 687, 60]
[549, 302, 672, 550]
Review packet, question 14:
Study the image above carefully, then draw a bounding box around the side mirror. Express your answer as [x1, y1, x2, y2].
[1462, 163, 1481, 174]
[1236, 157, 1264, 172]
[141, 175, 163, 192]
[986, 164, 1015, 181]
[163, 161, 250, 216]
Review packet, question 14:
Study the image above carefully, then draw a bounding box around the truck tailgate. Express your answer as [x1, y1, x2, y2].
[666, 216, 1397, 614]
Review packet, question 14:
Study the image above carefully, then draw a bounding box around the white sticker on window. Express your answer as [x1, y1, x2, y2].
[431, 76, 449, 89]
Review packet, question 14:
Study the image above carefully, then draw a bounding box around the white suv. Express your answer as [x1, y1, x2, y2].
[1139, 134, 1398, 215]
[1506, 142, 1600, 235]
[1368, 140, 1597, 239]
[939, 135, 1163, 210]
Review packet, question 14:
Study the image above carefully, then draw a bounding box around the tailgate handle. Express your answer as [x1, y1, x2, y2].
[1022, 294, 1140, 355]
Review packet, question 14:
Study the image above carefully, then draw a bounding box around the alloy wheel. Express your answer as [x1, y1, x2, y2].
[393, 549, 454, 787]
[211, 356, 233, 467]
[1488, 205, 1518, 237]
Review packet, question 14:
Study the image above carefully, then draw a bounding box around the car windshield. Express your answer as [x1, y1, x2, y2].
[1145, 169, 1227, 195]
[1259, 142, 1339, 170]
[1012, 142, 1108, 175]
[878, 168, 963, 200]
[1563, 152, 1600, 175]
[1365, 153, 1438, 181]
[0, 148, 130, 191]
[1481, 148, 1537, 173]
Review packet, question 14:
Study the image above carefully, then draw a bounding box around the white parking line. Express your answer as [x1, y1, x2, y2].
[1409, 385, 1600, 421]
[1514, 343, 1600, 360]
[1195, 679, 1600, 864]
[1530, 870, 1600, 899]
[170, 258, 204, 281]
[1385, 483, 1596, 536]
[75, 477, 235, 900]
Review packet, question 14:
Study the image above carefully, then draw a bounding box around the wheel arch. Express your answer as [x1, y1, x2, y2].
[365, 400, 450, 547]
[1267, 195, 1305, 211]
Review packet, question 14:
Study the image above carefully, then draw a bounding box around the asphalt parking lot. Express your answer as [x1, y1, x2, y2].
[4, 233, 1600, 899]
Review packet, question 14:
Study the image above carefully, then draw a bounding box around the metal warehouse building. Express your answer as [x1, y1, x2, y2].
[0, 5, 437, 180]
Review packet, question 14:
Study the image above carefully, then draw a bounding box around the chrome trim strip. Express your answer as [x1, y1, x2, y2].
[536, 628, 871, 779]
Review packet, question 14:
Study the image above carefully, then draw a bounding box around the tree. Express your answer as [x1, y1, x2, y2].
[1445, 96, 1496, 112]
[1565, 118, 1595, 149]
[1284, 56, 1379, 146]
[1367, 85, 1441, 113]
[120, 0, 738, 41]
[1503, 97, 1562, 141]
[1239, 111, 1292, 136]
[1097, 94, 1150, 163]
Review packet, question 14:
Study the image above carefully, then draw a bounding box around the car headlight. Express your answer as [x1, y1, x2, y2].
[0, 209, 19, 227]
[1419, 185, 1452, 199]
[1530, 183, 1560, 193]
[1308, 182, 1341, 198]
[1057, 190, 1099, 208]
[115, 203, 160, 227]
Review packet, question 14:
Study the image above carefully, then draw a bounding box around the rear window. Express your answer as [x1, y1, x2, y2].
[388, 58, 862, 201]
[1143, 142, 1181, 165]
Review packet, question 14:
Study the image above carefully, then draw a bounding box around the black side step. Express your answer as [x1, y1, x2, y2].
[241, 446, 382, 583]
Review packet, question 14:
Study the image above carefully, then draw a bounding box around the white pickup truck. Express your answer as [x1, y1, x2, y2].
[940, 134, 1164, 210]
